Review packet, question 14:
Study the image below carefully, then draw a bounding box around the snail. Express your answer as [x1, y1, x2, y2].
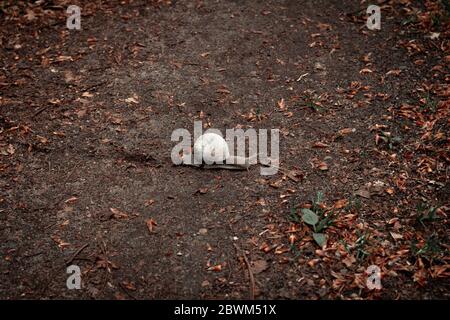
[186, 132, 258, 170]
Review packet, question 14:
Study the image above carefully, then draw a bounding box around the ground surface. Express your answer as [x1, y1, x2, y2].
[0, 0, 449, 299]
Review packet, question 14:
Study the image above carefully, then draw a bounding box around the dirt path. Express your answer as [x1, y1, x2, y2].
[0, 0, 448, 299]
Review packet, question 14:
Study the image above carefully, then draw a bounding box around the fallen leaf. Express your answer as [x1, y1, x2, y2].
[146, 218, 157, 233]
[250, 260, 268, 274]
[313, 142, 329, 148]
[269, 179, 283, 189]
[24, 9, 36, 21]
[390, 232, 403, 240]
[277, 98, 286, 110]
[359, 68, 373, 74]
[333, 199, 348, 209]
[195, 188, 208, 194]
[55, 55, 73, 62]
[314, 62, 325, 70]
[64, 197, 78, 204]
[51, 235, 70, 249]
[307, 258, 320, 267]
[286, 169, 304, 182]
[385, 188, 395, 195]
[125, 96, 139, 104]
[64, 70, 76, 83]
[342, 254, 356, 267]
[317, 162, 328, 171]
[76, 108, 87, 118]
[429, 32, 440, 39]
[216, 88, 231, 94]
[110, 208, 129, 219]
[6, 144, 15, 155]
[354, 188, 371, 199]
[207, 264, 222, 272]
[337, 128, 356, 136]
[121, 281, 136, 291]
[313, 233, 327, 247]
[386, 69, 401, 76]
[413, 268, 427, 286]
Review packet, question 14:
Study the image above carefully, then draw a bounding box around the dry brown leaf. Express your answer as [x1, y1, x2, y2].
[146, 218, 157, 233]
[390, 232, 403, 240]
[359, 68, 373, 74]
[333, 199, 348, 209]
[207, 264, 222, 272]
[385, 188, 395, 195]
[277, 98, 286, 110]
[125, 96, 139, 104]
[196, 188, 208, 194]
[56, 55, 73, 62]
[317, 162, 328, 171]
[216, 88, 231, 94]
[354, 188, 371, 199]
[313, 142, 329, 148]
[338, 128, 355, 136]
[64, 197, 78, 204]
[121, 281, 136, 291]
[250, 260, 269, 274]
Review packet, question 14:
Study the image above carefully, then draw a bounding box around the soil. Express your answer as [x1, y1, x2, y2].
[0, 0, 448, 299]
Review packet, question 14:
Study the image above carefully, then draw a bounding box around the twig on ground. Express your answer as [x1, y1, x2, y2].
[66, 243, 89, 265]
[233, 244, 255, 300]
[31, 105, 50, 118]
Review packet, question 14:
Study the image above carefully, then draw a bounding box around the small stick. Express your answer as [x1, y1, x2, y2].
[82, 80, 107, 92]
[296, 73, 309, 82]
[65, 243, 89, 265]
[32, 105, 50, 118]
[233, 244, 255, 300]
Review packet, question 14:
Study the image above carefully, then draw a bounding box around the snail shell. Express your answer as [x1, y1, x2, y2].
[193, 133, 230, 164]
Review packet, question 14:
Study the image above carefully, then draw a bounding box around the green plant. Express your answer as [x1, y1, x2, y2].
[401, 15, 417, 26]
[299, 93, 322, 112]
[340, 233, 370, 261]
[411, 233, 442, 259]
[289, 244, 302, 259]
[431, 13, 441, 28]
[377, 131, 402, 150]
[288, 207, 300, 223]
[421, 93, 438, 113]
[416, 203, 438, 227]
[354, 232, 370, 261]
[443, 0, 450, 15]
[299, 191, 340, 247]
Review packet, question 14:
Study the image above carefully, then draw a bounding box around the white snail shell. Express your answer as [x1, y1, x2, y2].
[194, 133, 230, 164]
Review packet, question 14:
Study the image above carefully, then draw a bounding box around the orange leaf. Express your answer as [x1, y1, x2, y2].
[313, 142, 329, 148]
[146, 218, 157, 233]
[277, 98, 286, 110]
[317, 162, 328, 171]
[333, 199, 348, 209]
